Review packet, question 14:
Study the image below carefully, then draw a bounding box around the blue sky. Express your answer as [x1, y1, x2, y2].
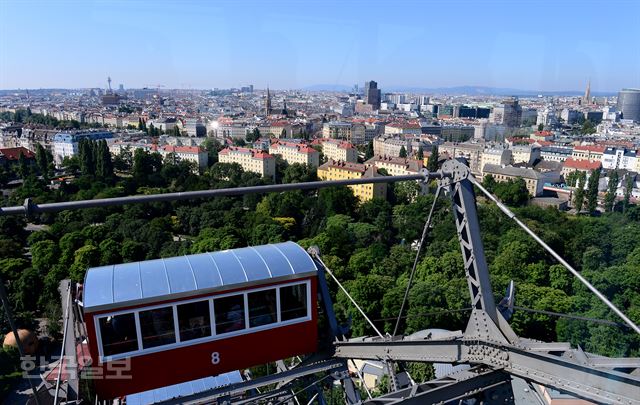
[0, 0, 638, 92]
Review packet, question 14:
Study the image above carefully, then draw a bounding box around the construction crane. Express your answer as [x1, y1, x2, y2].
[1, 161, 639, 404]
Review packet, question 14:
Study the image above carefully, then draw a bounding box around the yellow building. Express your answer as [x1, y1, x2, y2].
[317, 160, 386, 202]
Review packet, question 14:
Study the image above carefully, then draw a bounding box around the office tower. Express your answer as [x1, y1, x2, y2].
[492, 97, 522, 128]
[364, 80, 381, 110]
[617, 88, 640, 122]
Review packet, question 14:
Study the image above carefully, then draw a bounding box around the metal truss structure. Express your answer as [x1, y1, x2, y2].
[333, 159, 640, 405]
[2, 160, 640, 404]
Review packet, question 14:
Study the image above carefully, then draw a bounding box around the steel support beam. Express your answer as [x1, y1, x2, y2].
[154, 359, 347, 405]
[334, 338, 640, 405]
[0, 174, 432, 216]
[439, 160, 518, 344]
[361, 366, 513, 405]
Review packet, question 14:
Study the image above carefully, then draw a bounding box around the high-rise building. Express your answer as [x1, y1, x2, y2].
[492, 97, 522, 128]
[617, 88, 640, 122]
[364, 80, 381, 110]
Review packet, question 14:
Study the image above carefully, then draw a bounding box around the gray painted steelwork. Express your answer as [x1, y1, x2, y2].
[334, 337, 640, 404]
[332, 160, 640, 405]
[153, 359, 347, 405]
[0, 174, 430, 216]
[361, 366, 513, 405]
[83, 241, 317, 313]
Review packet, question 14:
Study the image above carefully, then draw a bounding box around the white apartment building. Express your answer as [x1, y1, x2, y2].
[322, 121, 366, 145]
[314, 138, 358, 163]
[384, 122, 422, 136]
[158, 145, 208, 170]
[218, 147, 275, 179]
[510, 145, 540, 165]
[364, 155, 423, 176]
[601, 147, 638, 171]
[373, 136, 410, 158]
[52, 131, 114, 165]
[571, 145, 605, 162]
[438, 142, 485, 175]
[480, 148, 512, 175]
[269, 140, 319, 168]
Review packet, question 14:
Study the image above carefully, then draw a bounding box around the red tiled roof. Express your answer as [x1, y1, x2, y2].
[270, 141, 317, 154]
[269, 121, 290, 127]
[314, 138, 355, 149]
[320, 159, 367, 173]
[563, 158, 602, 171]
[387, 121, 421, 129]
[573, 145, 605, 153]
[161, 145, 203, 154]
[534, 130, 553, 136]
[0, 147, 35, 160]
[507, 137, 535, 144]
[220, 147, 274, 159]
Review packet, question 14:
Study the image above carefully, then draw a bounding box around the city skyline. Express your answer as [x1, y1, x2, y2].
[0, 0, 639, 92]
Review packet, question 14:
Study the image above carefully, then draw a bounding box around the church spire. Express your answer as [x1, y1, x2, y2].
[265, 86, 271, 116]
[583, 79, 591, 105]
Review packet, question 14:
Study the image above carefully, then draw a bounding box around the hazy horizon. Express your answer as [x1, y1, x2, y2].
[1, 0, 639, 92]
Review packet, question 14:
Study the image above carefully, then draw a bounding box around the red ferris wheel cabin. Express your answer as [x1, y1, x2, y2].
[81, 241, 319, 399]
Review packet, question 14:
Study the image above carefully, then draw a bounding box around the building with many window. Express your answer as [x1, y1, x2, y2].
[482, 164, 560, 196]
[480, 148, 512, 175]
[540, 146, 572, 163]
[510, 145, 541, 166]
[317, 160, 386, 202]
[601, 147, 638, 171]
[571, 145, 605, 162]
[218, 147, 275, 180]
[439, 142, 485, 175]
[373, 136, 412, 158]
[364, 80, 381, 110]
[322, 121, 366, 145]
[617, 88, 640, 123]
[561, 158, 602, 178]
[364, 155, 423, 176]
[52, 131, 113, 165]
[384, 122, 422, 136]
[269, 140, 320, 168]
[158, 145, 208, 170]
[314, 138, 358, 163]
[491, 98, 522, 128]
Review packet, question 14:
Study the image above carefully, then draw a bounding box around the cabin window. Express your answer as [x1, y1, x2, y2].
[98, 313, 138, 356]
[177, 300, 211, 341]
[139, 306, 176, 349]
[214, 294, 246, 334]
[280, 284, 308, 321]
[248, 289, 277, 327]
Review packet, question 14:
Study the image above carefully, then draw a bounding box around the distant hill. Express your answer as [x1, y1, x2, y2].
[302, 84, 353, 92]
[301, 84, 617, 97]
